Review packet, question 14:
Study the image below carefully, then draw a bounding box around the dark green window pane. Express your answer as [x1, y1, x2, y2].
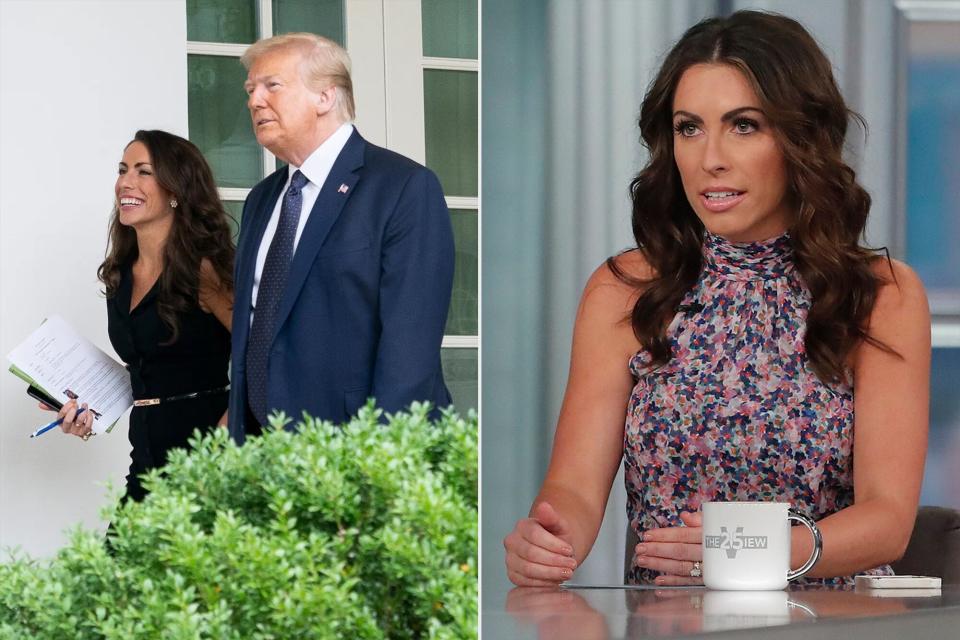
[273, 0, 345, 43]
[222, 200, 244, 240]
[446, 209, 477, 335]
[422, 0, 477, 59]
[187, 0, 256, 44]
[442, 348, 477, 413]
[424, 69, 478, 197]
[189, 55, 262, 189]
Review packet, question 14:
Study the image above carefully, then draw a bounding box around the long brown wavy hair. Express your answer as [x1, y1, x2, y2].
[98, 130, 235, 343]
[608, 10, 892, 383]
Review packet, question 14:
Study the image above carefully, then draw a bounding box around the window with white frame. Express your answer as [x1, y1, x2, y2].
[187, 0, 345, 229]
[185, 0, 478, 413]
[420, 0, 479, 414]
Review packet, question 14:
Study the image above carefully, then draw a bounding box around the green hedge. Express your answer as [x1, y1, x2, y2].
[0, 402, 478, 639]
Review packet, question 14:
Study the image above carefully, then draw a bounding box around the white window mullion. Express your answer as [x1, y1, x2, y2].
[345, 0, 388, 145]
[256, 1, 275, 176]
[258, 0, 274, 37]
[382, 0, 426, 163]
[218, 187, 251, 201]
[422, 56, 478, 72]
[446, 196, 479, 210]
[443, 335, 478, 348]
[261, 148, 277, 176]
[186, 42, 247, 56]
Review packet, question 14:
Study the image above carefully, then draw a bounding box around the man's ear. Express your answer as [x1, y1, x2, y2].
[314, 86, 337, 117]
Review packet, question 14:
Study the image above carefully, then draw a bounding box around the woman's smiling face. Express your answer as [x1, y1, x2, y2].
[672, 63, 792, 243]
[115, 141, 174, 229]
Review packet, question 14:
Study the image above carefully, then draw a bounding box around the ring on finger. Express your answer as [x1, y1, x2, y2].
[689, 561, 702, 578]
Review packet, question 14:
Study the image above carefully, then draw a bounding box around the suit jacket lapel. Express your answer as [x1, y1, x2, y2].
[272, 129, 366, 340]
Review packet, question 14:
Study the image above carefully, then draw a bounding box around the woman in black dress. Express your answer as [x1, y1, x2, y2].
[55, 129, 235, 502]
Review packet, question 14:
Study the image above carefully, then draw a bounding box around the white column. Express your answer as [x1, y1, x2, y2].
[0, 0, 188, 558]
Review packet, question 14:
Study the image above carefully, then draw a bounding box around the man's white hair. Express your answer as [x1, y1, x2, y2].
[241, 32, 355, 122]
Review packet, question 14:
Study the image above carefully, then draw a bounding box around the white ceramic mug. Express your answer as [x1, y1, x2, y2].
[701, 591, 818, 631]
[701, 590, 789, 631]
[701, 501, 822, 590]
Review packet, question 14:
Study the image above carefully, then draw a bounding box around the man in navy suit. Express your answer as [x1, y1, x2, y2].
[228, 33, 454, 443]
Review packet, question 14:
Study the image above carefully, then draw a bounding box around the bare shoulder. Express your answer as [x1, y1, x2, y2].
[869, 257, 928, 318]
[581, 249, 654, 316]
[572, 250, 652, 358]
[198, 257, 233, 330]
[862, 257, 929, 351]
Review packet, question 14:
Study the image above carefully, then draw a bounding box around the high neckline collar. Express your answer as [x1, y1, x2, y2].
[702, 231, 794, 280]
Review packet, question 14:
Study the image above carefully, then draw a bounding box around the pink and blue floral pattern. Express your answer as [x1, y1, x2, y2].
[624, 232, 892, 585]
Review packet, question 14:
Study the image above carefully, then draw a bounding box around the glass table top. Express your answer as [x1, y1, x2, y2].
[486, 584, 960, 639]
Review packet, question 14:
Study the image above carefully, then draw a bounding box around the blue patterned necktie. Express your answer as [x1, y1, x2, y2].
[246, 170, 309, 424]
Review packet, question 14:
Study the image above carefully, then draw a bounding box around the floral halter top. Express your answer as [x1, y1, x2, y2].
[623, 231, 892, 585]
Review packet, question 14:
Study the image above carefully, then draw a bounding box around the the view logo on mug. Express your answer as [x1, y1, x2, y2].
[702, 502, 823, 590]
[705, 526, 770, 558]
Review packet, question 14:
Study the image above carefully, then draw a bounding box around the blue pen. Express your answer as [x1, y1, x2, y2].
[29, 407, 86, 439]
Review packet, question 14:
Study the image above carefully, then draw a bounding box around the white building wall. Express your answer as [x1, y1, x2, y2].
[0, 0, 187, 558]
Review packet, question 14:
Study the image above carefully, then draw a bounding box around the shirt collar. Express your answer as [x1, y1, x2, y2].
[289, 122, 354, 188]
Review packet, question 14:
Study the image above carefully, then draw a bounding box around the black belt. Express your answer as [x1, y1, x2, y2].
[133, 385, 230, 407]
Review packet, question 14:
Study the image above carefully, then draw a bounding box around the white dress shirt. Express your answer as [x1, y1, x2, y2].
[250, 122, 354, 312]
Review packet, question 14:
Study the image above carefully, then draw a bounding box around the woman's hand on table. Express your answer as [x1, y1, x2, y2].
[634, 511, 704, 586]
[506, 586, 609, 640]
[504, 501, 579, 586]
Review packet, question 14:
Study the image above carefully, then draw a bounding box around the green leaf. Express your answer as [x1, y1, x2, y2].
[0, 403, 477, 639]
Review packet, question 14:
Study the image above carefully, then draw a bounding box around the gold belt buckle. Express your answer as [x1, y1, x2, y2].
[133, 398, 160, 407]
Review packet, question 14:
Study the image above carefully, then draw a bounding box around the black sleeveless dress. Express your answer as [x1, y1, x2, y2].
[106, 267, 230, 502]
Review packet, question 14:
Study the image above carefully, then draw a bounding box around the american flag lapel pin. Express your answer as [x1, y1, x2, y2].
[338, 183, 349, 194]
